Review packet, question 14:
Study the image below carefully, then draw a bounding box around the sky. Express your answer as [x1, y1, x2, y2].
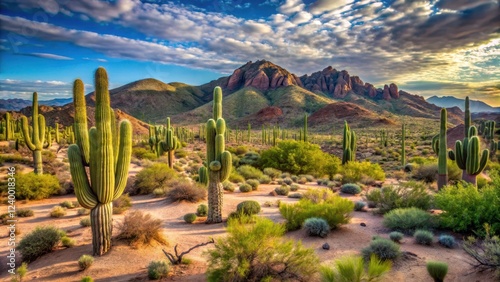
[0, 0, 499, 106]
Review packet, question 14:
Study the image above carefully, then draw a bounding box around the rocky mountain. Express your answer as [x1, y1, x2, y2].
[0, 97, 72, 111]
[427, 96, 500, 113]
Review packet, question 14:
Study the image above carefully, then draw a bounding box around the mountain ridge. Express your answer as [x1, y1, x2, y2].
[427, 96, 500, 113]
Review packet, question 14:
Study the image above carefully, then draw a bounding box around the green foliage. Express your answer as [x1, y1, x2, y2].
[11, 172, 60, 200]
[302, 188, 336, 203]
[414, 230, 434, 245]
[77, 208, 90, 215]
[60, 201, 75, 209]
[361, 238, 401, 261]
[14, 262, 28, 282]
[15, 209, 34, 217]
[112, 193, 132, 214]
[354, 201, 366, 211]
[340, 161, 385, 184]
[80, 217, 91, 227]
[167, 180, 206, 203]
[283, 177, 293, 185]
[341, 183, 362, 195]
[288, 192, 303, 199]
[258, 175, 271, 184]
[18, 226, 63, 262]
[438, 235, 455, 248]
[236, 200, 261, 215]
[263, 167, 282, 179]
[238, 151, 260, 166]
[303, 217, 330, 237]
[290, 184, 300, 191]
[237, 165, 263, 180]
[184, 213, 197, 223]
[116, 211, 167, 248]
[78, 254, 94, 270]
[412, 163, 438, 183]
[462, 225, 500, 276]
[389, 231, 404, 243]
[435, 180, 500, 235]
[239, 183, 252, 193]
[147, 260, 170, 280]
[228, 169, 245, 183]
[259, 140, 341, 177]
[134, 163, 178, 195]
[196, 204, 208, 217]
[206, 216, 319, 282]
[132, 147, 157, 160]
[383, 208, 435, 234]
[61, 236, 75, 248]
[364, 181, 433, 214]
[50, 206, 67, 218]
[246, 179, 260, 190]
[80, 276, 94, 282]
[275, 185, 290, 196]
[222, 181, 235, 192]
[320, 255, 391, 282]
[279, 194, 354, 231]
[426, 261, 448, 282]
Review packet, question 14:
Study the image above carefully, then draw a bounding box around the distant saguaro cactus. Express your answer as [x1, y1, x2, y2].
[4, 112, 12, 140]
[432, 109, 448, 189]
[464, 96, 471, 138]
[68, 68, 132, 256]
[160, 117, 180, 168]
[20, 92, 48, 174]
[342, 121, 356, 165]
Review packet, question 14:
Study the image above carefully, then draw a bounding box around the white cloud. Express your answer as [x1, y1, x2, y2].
[291, 11, 313, 24]
[309, 0, 354, 15]
[278, 0, 305, 15]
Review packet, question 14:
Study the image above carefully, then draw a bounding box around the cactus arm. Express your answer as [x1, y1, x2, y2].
[477, 149, 489, 175]
[68, 144, 98, 209]
[20, 116, 36, 151]
[31, 92, 40, 147]
[110, 108, 118, 165]
[37, 114, 46, 149]
[113, 120, 132, 200]
[73, 79, 90, 165]
[220, 151, 232, 182]
[213, 87, 222, 120]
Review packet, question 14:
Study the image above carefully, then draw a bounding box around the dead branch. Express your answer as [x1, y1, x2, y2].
[162, 238, 215, 265]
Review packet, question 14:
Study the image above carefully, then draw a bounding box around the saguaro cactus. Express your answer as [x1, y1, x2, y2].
[303, 113, 308, 142]
[448, 126, 488, 186]
[160, 117, 180, 168]
[464, 96, 471, 138]
[342, 121, 356, 165]
[5, 112, 12, 141]
[401, 121, 406, 167]
[431, 109, 448, 189]
[68, 68, 132, 256]
[20, 92, 47, 174]
[204, 86, 232, 224]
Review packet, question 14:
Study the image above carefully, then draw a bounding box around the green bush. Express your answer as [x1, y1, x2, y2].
[196, 204, 208, 217]
[438, 235, 455, 248]
[60, 201, 75, 209]
[364, 181, 433, 214]
[389, 231, 404, 243]
[383, 207, 435, 234]
[206, 216, 319, 282]
[10, 172, 60, 200]
[222, 181, 235, 192]
[77, 208, 90, 215]
[167, 179, 206, 203]
[228, 169, 245, 183]
[238, 151, 260, 166]
[283, 177, 293, 185]
[80, 217, 91, 227]
[340, 183, 362, 194]
[78, 254, 94, 270]
[147, 260, 170, 280]
[184, 213, 197, 223]
[303, 217, 330, 238]
[462, 226, 500, 276]
[80, 276, 94, 282]
[320, 255, 391, 282]
[239, 183, 252, 193]
[152, 188, 166, 197]
[302, 188, 336, 204]
[113, 193, 132, 214]
[275, 185, 290, 196]
[426, 261, 448, 282]
[13, 262, 28, 282]
[236, 200, 261, 215]
[263, 167, 282, 179]
[354, 201, 366, 211]
[18, 226, 63, 262]
[259, 140, 341, 177]
[61, 236, 75, 248]
[361, 238, 401, 261]
[279, 194, 354, 231]
[116, 211, 167, 248]
[290, 184, 300, 191]
[245, 179, 260, 190]
[288, 192, 303, 199]
[132, 147, 157, 160]
[237, 165, 263, 180]
[258, 175, 271, 184]
[50, 206, 66, 218]
[134, 163, 177, 194]
[16, 209, 34, 217]
[435, 180, 500, 235]
[414, 230, 433, 245]
[412, 163, 438, 183]
[340, 161, 385, 184]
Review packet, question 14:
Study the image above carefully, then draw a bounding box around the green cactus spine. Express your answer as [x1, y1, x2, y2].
[437, 108, 448, 189]
[448, 126, 488, 186]
[205, 86, 232, 224]
[464, 96, 471, 138]
[342, 121, 356, 165]
[68, 68, 132, 256]
[160, 117, 180, 168]
[20, 92, 46, 174]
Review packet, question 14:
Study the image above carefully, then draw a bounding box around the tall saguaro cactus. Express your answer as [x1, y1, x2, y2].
[432, 109, 448, 189]
[203, 86, 232, 224]
[401, 121, 406, 167]
[5, 112, 12, 141]
[342, 121, 356, 165]
[68, 68, 132, 256]
[20, 92, 47, 174]
[160, 117, 180, 168]
[464, 96, 471, 138]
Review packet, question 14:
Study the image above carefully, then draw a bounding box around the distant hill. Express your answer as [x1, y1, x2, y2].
[0, 97, 72, 111]
[427, 96, 500, 113]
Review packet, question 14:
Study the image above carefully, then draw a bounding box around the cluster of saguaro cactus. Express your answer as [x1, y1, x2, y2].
[68, 68, 132, 256]
[342, 121, 356, 165]
[198, 86, 232, 224]
[431, 109, 448, 189]
[160, 117, 180, 168]
[20, 92, 48, 175]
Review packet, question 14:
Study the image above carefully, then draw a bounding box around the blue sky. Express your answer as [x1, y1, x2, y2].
[0, 0, 499, 106]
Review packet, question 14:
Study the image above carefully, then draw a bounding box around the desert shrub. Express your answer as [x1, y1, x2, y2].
[147, 260, 170, 280]
[50, 206, 67, 218]
[237, 165, 263, 180]
[435, 180, 500, 235]
[412, 163, 438, 183]
[132, 147, 157, 160]
[113, 193, 132, 214]
[236, 200, 261, 215]
[184, 213, 197, 223]
[239, 183, 252, 193]
[291, 175, 299, 182]
[279, 195, 354, 231]
[340, 161, 385, 184]
[59, 201, 75, 209]
[16, 209, 34, 217]
[222, 181, 235, 192]
[167, 180, 206, 203]
[18, 226, 63, 262]
[11, 172, 60, 200]
[426, 261, 448, 282]
[283, 177, 293, 185]
[246, 179, 260, 190]
[80, 217, 91, 227]
[78, 254, 94, 270]
[364, 181, 433, 214]
[258, 175, 271, 184]
[80, 276, 94, 282]
[259, 140, 341, 177]
[228, 169, 245, 183]
[60, 236, 74, 248]
[414, 230, 434, 245]
[297, 177, 307, 184]
[462, 226, 500, 276]
[354, 201, 366, 211]
[238, 151, 260, 166]
[383, 208, 435, 234]
[206, 216, 319, 282]
[302, 188, 336, 204]
[303, 217, 330, 238]
[361, 237, 401, 261]
[196, 204, 208, 217]
[175, 149, 188, 158]
[134, 163, 177, 194]
[152, 188, 166, 197]
[320, 255, 391, 282]
[12, 262, 28, 282]
[340, 183, 362, 194]
[438, 235, 455, 248]
[290, 184, 300, 191]
[116, 211, 167, 248]
[275, 185, 290, 196]
[288, 192, 303, 199]
[389, 231, 404, 243]
[77, 208, 90, 215]
[263, 167, 282, 179]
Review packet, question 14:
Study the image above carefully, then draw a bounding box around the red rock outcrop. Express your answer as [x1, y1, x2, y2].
[383, 84, 391, 100]
[389, 83, 399, 99]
